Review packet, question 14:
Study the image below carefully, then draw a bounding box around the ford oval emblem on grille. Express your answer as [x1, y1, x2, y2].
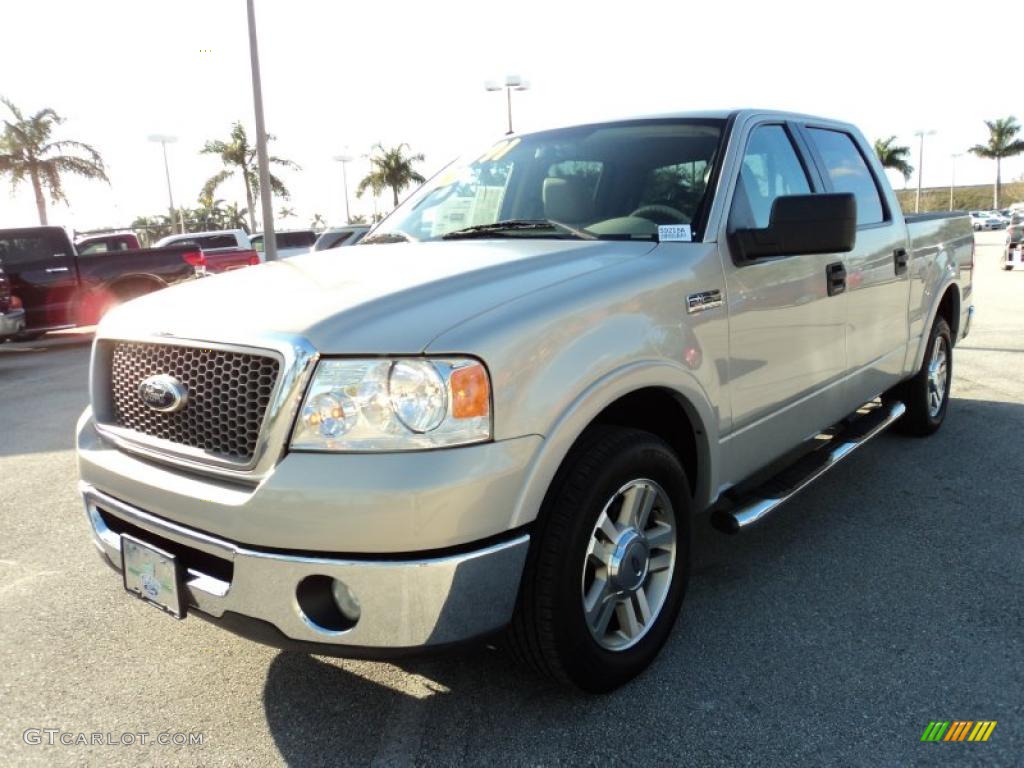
[138, 374, 188, 413]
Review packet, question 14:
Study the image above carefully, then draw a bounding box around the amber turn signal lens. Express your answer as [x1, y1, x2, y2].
[450, 363, 490, 419]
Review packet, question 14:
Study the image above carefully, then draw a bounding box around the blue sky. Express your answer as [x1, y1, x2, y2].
[0, 0, 1019, 230]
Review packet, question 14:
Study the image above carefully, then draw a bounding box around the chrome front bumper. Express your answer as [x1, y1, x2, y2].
[0, 308, 25, 338]
[81, 483, 529, 651]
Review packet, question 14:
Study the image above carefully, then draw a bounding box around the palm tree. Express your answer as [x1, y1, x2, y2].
[277, 206, 296, 222]
[357, 143, 426, 209]
[195, 193, 227, 230]
[310, 213, 326, 231]
[873, 136, 914, 183]
[223, 202, 248, 232]
[0, 97, 108, 225]
[200, 122, 298, 233]
[969, 117, 1024, 208]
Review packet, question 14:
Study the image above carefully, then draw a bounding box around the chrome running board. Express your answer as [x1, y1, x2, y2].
[711, 401, 906, 534]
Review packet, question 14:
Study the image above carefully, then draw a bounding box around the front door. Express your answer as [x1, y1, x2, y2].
[0, 228, 78, 330]
[718, 123, 850, 482]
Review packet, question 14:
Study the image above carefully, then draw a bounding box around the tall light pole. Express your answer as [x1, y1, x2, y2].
[148, 134, 183, 233]
[333, 154, 352, 224]
[914, 129, 936, 213]
[246, 0, 277, 260]
[949, 152, 963, 211]
[485, 75, 529, 135]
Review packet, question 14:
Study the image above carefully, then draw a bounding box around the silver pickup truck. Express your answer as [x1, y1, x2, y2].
[77, 110, 974, 692]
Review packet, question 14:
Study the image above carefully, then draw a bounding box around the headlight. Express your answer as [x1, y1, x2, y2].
[290, 358, 491, 451]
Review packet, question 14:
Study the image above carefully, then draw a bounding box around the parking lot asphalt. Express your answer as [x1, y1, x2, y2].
[1, 233, 1021, 767]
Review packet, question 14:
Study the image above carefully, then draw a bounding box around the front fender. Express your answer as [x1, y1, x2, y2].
[509, 360, 719, 529]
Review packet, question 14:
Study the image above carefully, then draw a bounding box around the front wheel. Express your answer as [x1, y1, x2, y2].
[507, 426, 691, 692]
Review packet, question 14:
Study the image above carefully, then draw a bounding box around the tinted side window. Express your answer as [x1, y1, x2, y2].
[806, 128, 884, 225]
[730, 125, 811, 230]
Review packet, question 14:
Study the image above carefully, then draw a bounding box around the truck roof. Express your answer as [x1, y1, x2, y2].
[525, 108, 852, 134]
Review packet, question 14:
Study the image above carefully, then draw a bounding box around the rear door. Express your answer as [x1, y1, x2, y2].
[718, 122, 850, 478]
[0, 228, 78, 329]
[800, 125, 909, 401]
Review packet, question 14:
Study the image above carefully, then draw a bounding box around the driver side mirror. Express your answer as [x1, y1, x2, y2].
[730, 193, 856, 260]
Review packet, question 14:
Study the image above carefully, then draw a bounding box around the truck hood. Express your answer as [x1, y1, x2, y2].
[100, 239, 656, 352]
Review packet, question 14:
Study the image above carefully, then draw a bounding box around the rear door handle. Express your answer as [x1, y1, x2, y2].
[45, 267, 70, 273]
[826, 261, 846, 297]
[894, 248, 909, 275]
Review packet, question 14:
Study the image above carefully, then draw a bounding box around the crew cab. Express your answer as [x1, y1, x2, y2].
[155, 229, 260, 273]
[76, 110, 974, 692]
[0, 226, 203, 339]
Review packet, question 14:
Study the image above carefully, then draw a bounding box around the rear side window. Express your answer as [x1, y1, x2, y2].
[806, 128, 885, 225]
[730, 125, 811, 230]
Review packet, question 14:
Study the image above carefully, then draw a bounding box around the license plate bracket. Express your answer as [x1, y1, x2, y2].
[121, 534, 185, 619]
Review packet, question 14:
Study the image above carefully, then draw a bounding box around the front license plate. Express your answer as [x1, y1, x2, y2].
[121, 535, 185, 619]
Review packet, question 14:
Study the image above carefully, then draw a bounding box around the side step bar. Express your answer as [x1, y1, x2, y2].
[711, 401, 906, 534]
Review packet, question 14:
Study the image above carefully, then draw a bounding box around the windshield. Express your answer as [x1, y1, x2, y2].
[367, 118, 724, 243]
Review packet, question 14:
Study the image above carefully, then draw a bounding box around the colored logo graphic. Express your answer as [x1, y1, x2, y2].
[920, 721, 997, 742]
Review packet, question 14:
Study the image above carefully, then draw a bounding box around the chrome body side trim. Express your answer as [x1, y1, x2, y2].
[81, 484, 530, 648]
[92, 333, 319, 482]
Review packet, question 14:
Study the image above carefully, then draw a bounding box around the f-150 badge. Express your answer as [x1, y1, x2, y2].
[686, 289, 723, 314]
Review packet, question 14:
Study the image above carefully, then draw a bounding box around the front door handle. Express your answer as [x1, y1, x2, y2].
[45, 267, 70, 273]
[894, 248, 909, 275]
[826, 261, 846, 297]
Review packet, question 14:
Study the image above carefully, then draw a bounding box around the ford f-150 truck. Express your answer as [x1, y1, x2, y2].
[76, 110, 974, 692]
[0, 226, 203, 339]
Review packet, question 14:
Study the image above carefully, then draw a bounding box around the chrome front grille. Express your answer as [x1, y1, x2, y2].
[108, 341, 281, 463]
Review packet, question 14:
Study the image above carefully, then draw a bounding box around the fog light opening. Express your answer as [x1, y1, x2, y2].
[296, 575, 359, 633]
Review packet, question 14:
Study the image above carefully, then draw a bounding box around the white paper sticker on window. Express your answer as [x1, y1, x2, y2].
[658, 225, 692, 242]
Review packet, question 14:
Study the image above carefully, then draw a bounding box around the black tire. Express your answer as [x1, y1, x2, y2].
[886, 317, 952, 436]
[507, 426, 691, 692]
[13, 331, 44, 343]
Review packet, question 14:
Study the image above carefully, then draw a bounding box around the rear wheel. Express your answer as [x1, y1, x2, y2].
[887, 317, 952, 436]
[507, 426, 691, 692]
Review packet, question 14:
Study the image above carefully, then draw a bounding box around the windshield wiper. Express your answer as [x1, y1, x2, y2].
[440, 219, 598, 241]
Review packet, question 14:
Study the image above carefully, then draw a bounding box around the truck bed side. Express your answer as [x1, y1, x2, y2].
[903, 212, 974, 364]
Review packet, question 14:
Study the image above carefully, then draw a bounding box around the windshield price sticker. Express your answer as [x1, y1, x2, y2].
[658, 225, 692, 242]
